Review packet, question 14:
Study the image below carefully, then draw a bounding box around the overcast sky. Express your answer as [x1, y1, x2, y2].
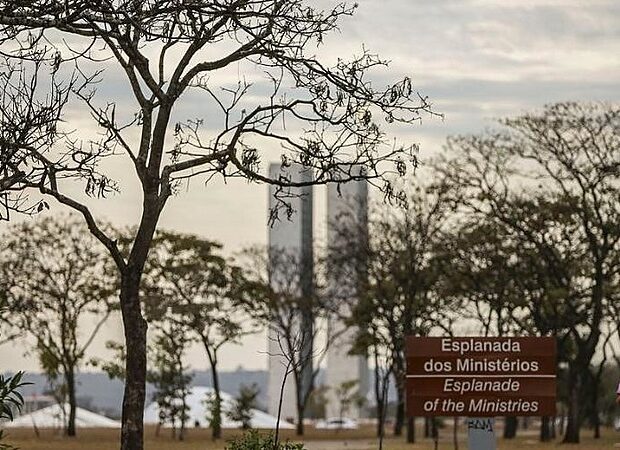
[1, 0, 619, 375]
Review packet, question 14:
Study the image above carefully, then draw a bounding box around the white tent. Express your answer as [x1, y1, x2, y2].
[144, 386, 294, 429]
[7, 403, 120, 428]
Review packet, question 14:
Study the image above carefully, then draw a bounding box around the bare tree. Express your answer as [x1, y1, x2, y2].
[0, 3, 435, 448]
[0, 55, 75, 220]
[0, 215, 116, 437]
[242, 247, 332, 436]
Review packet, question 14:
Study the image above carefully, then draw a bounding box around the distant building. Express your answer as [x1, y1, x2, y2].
[266, 163, 313, 422]
[324, 178, 370, 419]
[265, 166, 369, 420]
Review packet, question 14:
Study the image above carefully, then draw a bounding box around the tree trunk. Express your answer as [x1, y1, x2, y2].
[211, 376, 222, 440]
[406, 416, 415, 443]
[393, 401, 404, 436]
[562, 368, 581, 443]
[179, 394, 187, 441]
[503, 416, 517, 438]
[592, 411, 600, 439]
[375, 391, 384, 438]
[431, 417, 438, 449]
[65, 367, 77, 437]
[540, 416, 551, 442]
[120, 274, 148, 450]
[205, 345, 222, 440]
[393, 383, 404, 436]
[591, 378, 600, 439]
[296, 406, 304, 436]
[425, 417, 431, 437]
[373, 349, 386, 439]
[453, 416, 458, 450]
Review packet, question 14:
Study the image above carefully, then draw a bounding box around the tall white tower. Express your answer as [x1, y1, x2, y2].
[266, 163, 313, 422]
[325, 179, 370, 419]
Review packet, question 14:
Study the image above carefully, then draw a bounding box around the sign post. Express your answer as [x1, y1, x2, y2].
[466, 418, 495, 450]
[406, 337, 556, 448]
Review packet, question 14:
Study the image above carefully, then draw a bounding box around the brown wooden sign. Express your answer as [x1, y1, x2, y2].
[406, 337, 556, 417]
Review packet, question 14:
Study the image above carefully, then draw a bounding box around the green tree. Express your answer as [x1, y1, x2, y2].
[334, 380, 363, 427]
[0, 215, 116, 437]
[0, 2, 434, 448]
[228, 383, 260, 430]
[144, 232, 257, 440]
[225, 429, 305, 450]
[204, 392, 222, 439]
[147, 321, 193, 441]
[305, 385, 329, 419]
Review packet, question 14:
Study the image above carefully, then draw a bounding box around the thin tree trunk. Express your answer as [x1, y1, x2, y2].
[562, 367, 581, 443]
[393, 401, 404, 436]
[375, 386, 384, 438]
[65, 367, 77, 437]
[453, 416, 458, 450]
[591, 378, 600, 439]
[425, 417, 431, 438]
[593, 412, 600, 439]
[406, 416, 415, 443]
[274, 364, 291, 450]
[296, 402, 305, 436]
[540, 416, 551, 442]
[503, 416, 517, 438]
[393, 382, 405, 436]
[179, 394, 187, 441]
[373, 346, 386, 439]
[120, 274, 148, 450]
[205, 343, 222, 440]
[212, 374, 222, 440]
[378, 374, 388, 450]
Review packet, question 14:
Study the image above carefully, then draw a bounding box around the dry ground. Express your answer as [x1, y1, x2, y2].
[3, 425, 619, 450]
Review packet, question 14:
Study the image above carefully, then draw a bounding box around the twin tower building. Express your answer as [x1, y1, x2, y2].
[266, 163, 369, 421]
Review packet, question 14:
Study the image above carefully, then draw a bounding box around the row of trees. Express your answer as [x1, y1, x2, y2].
[0, 1, 433, 448]
[1, 102, 619, 447]
[0, 215, 338, 440]
[2, 102, 620, 446]
[0, 218, 248, 439]
[331, 102, 620, 444]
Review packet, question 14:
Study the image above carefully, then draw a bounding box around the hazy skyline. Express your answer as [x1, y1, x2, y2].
[1, 0, 619, 375]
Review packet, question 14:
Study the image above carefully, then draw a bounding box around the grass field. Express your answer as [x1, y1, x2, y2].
[4, 425, 619, 450]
